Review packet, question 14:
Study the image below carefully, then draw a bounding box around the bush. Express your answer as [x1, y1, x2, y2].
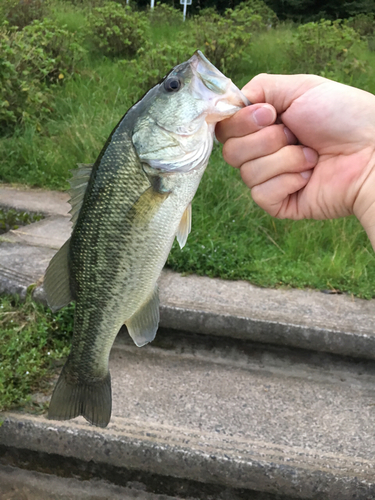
[345, 13, 375, 37]
[190, 12, 252, 76]
[148, 2, 182, 26]
[0, 20, 85, 134]
[86, 2, 149, 57]
[344, 13, 375, 52]
[288, 19, 367, 78]
[0, 0, 46, 30]
[127, 40, 193, 98]
[225, 0, 278, 30]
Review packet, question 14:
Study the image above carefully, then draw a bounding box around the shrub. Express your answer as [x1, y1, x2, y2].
[0, 20, 85, 134]
[190, 12, 252, 76]
[127, 40, 193, 99]
[345, 13, 375, 37]
[148, 2, 182, 26]
[288, 19, 367, 78]
[22, 19, 86, 79]
[225, 0, 278, 31]
[197, 7, 217, 18]
[0, 0, 46, 30]
[86, 2, 149, 57]
[344, 13, 375, 52]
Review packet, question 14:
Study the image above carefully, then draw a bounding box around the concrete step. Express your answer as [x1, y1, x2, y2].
[1, 329, 375, 499]
[0, 464, 184, 500]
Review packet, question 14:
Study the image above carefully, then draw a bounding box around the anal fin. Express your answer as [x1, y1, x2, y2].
[125, 287, 159, 347]
[176, 202, 191, 249]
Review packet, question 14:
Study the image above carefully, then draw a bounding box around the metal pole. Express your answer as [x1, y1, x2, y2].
[183, 0, 187, 21]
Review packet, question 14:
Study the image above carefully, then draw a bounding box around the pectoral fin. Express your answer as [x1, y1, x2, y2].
[131, 186, 169, 225]
[176, 203, 192, 249]
[125, 287, 159, 347]
[44, 238, 74, 312]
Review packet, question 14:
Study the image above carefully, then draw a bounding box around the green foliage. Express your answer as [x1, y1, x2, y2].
[288, 19, 367, 78]
[1, 0, 46, 30]
[345, 12, 375, 36]
[0, 208, 43, 235]
[148, 2, 182, 26]
[0, 19, 85, 134]
[345, 13, 375, 51]
[0, 294, 74, 412]
[127, 40, 192, 98]
[226, 0, 278, 30]
[197, 7, 218, 17]
[190, 11, 252, 75]
[86, 2, 149, 57]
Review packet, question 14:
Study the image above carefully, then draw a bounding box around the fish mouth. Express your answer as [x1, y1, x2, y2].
[189, 50, 250, 122]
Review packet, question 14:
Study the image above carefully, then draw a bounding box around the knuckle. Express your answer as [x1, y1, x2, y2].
[241, 166, 257, 190]
[268, 125, 283, 144]
[222, 140, 237, 167]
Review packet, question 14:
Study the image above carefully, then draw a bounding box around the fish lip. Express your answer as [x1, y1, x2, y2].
[188, 51, 250, 123]
[189, 50, 250, 110]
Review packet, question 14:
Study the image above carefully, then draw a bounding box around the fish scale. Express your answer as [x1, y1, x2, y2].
[44, 51, 249, 427]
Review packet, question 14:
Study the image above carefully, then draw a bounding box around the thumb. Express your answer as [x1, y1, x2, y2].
[242, 74, 325, 115]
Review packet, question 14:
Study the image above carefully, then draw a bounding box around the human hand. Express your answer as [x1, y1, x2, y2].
[215, 74, 375, 248]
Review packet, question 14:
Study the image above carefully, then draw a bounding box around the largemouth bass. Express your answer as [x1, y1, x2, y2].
[44, 51, 249, 428]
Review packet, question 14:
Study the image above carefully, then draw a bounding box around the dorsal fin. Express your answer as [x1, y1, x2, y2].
[176, 202, 192, 249]
[68, 163, 94, 228]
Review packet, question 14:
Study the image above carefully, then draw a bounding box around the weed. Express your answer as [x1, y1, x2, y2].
[0, 208, 43, 235]
[0, 294, 74, 412]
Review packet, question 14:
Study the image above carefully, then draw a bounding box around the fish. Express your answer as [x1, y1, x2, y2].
[44, 50, 249, 428]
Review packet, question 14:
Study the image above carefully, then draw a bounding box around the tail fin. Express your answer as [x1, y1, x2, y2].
[48, 364, 112, 428]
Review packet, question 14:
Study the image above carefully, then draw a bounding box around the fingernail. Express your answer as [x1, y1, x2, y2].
[301, 170, 313, 179]
[253, 106, 275, 127]
[303, 147, 318, 164]
[284, 126, 297, 144]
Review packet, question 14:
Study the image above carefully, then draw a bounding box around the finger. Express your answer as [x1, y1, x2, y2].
[241, 74, 325, 115]
[250, 170, 313, 218]
[240, 146, 318, 188]
[222, 124, 297, 168]
[215, 103, 277, 144]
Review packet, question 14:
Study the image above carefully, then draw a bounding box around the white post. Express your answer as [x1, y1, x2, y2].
[150, 0, 155, 9]
[183, 0, 187, 21]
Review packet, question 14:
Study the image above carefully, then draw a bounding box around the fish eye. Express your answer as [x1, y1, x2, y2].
[164, 77, 182, 92]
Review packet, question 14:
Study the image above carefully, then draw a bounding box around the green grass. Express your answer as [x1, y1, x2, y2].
[0, 294, 73, 412]
[50, 1, 89, 33]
